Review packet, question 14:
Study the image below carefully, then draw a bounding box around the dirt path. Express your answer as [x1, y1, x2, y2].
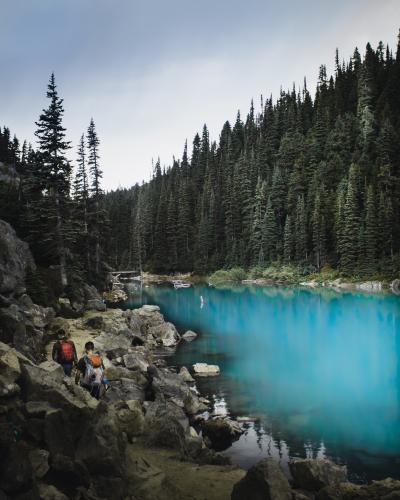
[45, 309, 119, 361]
[128, 444, 245, 500]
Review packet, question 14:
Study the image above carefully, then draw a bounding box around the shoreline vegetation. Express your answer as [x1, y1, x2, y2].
[141, 266, 399, 293]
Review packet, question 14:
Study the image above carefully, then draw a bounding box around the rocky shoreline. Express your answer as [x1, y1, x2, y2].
[2, 220, 400, 499]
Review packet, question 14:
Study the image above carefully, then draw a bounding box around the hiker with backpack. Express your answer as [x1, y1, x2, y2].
[52, 337, 78, 376]
[75, 341, 108, 399]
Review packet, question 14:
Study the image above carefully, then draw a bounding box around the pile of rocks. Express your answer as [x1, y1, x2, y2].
[231, 457, 400, 500]
[0, 302, 228, 500]
[60, 304, 241, 460]
[0, 219, 237, 498]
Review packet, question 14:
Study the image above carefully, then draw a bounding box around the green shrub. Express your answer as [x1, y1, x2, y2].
[229, 267, 247, 281]
[262, 263, 301, 283]
[248, 265, 265, 279]
[307, 264, 339, 283]
[208, 269, 232, 284]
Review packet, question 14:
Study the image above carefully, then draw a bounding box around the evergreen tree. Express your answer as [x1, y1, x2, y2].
[341, 164, 361, 274]
[312, 189, 327, 270]
[364, 185, 377, 273]
[87, 118, 105, 278]
[261, 196, 279, 263]
[33, 73, 72, 287]
[283, 215, 294, 263]
[295, 195, 307, 262]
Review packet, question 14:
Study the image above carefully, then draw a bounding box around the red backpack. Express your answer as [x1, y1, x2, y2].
[59, 340, 74, 363]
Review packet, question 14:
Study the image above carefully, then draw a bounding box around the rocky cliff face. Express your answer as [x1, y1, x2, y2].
[0, 220, 53, 361]
[0, 220, 34, 298]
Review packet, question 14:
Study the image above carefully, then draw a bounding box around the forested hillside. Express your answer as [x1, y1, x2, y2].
[1, 34, 400, 286]
[105, 34, 400, 279]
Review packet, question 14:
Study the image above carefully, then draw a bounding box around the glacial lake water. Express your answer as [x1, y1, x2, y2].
[123, 283, 400, 482]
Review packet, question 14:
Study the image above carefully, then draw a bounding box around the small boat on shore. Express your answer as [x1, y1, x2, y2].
[171, 279, 192, 289]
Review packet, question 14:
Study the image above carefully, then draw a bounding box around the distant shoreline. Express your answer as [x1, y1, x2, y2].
[141, 271, 400, 295]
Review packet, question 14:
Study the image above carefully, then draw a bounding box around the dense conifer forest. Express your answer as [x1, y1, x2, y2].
[104, 34, 400, 279]
[1, 33, 400, 287]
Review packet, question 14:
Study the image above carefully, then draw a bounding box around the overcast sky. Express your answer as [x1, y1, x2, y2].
[0, 0, 399, 190]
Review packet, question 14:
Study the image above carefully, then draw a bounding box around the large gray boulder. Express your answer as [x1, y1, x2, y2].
[75, 403, 128, 493]
[150, 367, 202, 415]
[105, 365, 148, 384]
[21, 362, 97, 414]
[148, 321, 180, 347]
[67, 282, 101, 311]
[231, 458, 292, 500]
[144, 400, 189, 450]
[0, 301, 49, 362]
[123, 351, 149, 372]
[0, 219, 34, 297]
[179, 366, 195, 383]
[290, 458, 347, 491]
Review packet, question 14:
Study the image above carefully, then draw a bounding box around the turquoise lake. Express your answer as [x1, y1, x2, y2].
[123, 283, 400, 482]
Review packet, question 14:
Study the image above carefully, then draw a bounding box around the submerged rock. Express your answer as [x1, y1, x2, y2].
[201, 418, 243, 451]
[193, 362, 220, 376]
[231, 458, 292, 500]
[182, 330, 198, 341]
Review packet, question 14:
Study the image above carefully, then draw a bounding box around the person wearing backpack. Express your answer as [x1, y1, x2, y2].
[75, 341, 107, 399]
[52, 336, 78, 376]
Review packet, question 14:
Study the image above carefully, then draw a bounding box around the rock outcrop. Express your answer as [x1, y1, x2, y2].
[231, 458, 292, 500]
[0, 220, 34, 297]
[290, 458, 347, 491]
